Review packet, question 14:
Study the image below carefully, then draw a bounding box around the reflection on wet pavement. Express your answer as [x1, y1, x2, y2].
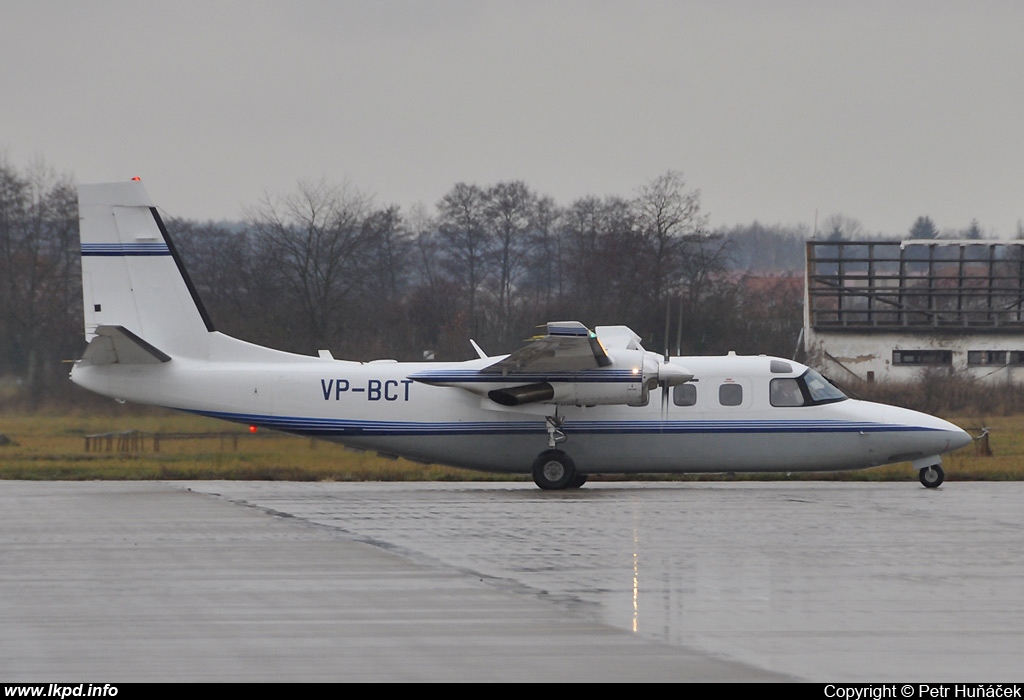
[199, 481, 1024, 681]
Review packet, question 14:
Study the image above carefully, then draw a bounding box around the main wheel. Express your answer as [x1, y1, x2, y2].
[532, 450, 577, 490]
[919, 464, 945, 488]
[568, 473, 588, 489]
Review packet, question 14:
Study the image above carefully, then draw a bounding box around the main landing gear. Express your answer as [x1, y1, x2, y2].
[545, 415, 566, 448]
[919, 464, 945, 488]
[532, 450, 587, 490]
[534, 413, 585, 490]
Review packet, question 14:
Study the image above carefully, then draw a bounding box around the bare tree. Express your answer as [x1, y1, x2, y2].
[356, 205, 420, 358]
[633, 170, 708, 305]
[0, 159, 79, 404]
[246, 178, 373, 352]
[822, 213, 865, 241]
[560, 195, 640, 325]
[436, 183, 491, 340]
[674, 233, 733, 354]
[527, 193, 563, 319]
[484, 181, 536, 345]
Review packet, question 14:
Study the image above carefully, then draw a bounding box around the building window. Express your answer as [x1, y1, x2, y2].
[968, 351, 1007, 366]
[892, 350, 952, 366]
[1008, 351, 1024, 366]
[673, 383, 697, 406]
[719, 383, 743, 406]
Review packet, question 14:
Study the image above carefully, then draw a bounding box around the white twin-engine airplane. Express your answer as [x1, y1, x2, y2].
[71, 180, 972, 489]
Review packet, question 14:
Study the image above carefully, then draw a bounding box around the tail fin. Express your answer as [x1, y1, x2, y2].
[78, 180, 214, 357]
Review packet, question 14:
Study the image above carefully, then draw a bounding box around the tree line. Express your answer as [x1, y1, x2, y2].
[2, 160, 809, 406]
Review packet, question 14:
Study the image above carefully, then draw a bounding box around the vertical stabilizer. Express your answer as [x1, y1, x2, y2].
[78, 180, 214, 357]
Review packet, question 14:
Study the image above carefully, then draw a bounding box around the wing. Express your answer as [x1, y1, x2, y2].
[483, 321, 612, 375]
[409, 322, 669, 408]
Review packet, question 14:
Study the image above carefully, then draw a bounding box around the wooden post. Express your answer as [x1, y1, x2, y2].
[975, 429, 992, 457]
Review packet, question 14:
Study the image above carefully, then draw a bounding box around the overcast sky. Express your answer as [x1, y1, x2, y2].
[3, 1, 1022, 236]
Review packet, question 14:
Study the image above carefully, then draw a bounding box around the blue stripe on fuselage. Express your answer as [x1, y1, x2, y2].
[187, 409, 943, 438]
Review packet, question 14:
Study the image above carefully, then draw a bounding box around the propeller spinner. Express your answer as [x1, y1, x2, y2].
[641, 352, 693, 419]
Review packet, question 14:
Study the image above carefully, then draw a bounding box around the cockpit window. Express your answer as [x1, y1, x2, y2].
[770, 370, 847, 407]
[803, 369, 846, 404]
[770, 378, 804, 406]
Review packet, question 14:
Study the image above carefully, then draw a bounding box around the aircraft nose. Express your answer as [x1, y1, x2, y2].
[949, 425, 973, 452]
[879, 403, 974, 456]
[928, 415, 973, 454]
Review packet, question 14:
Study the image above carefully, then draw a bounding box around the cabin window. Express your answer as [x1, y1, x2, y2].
[673, 383, 696, 406]
[892, 350, 952, 366]
[968, 351, 1007, 366]
[770, 378, 805, 407]
[718, 383, 743, 406]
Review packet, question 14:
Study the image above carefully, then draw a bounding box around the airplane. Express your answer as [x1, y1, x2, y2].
[70, 180, 972, 490]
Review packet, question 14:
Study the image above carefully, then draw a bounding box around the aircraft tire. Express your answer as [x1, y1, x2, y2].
[532, 450, 577, 490]
[568, 473, 588, 489]
[919, 464, 944, 488]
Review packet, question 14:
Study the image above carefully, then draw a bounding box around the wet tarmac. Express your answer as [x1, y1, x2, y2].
[3, 480, 1023, 681]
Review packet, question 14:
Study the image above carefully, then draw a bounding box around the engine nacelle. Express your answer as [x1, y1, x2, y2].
[414, 348, 692, 409]
[486, 349, 691, 407]
[488, 378, 645, 407]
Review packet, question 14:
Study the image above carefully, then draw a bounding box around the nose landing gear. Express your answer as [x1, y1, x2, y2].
[919, 464, 945, 488]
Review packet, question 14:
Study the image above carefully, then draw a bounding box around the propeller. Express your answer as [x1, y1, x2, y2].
[654, 298, 692, 419]
[662, 302, 671, 420]
[661, 344, 670, 420]
[644, 351, 693, 420]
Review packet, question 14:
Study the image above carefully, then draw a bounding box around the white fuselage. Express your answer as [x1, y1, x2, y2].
[71, 339, 971, 476]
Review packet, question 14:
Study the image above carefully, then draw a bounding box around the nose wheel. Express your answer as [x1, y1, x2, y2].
[919, 464, 944, 488]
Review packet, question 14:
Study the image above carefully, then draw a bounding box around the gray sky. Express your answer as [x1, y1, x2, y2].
[3, 1, 1022, 236]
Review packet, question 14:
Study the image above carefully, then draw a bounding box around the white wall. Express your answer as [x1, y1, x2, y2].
[804, 328, 1024, 383]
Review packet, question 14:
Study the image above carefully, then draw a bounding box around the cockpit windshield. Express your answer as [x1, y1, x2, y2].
[802, 369, 847, 404]
[770, 369, 847, 407]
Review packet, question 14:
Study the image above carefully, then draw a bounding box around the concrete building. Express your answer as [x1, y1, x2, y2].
[803, 240, 1024, 383]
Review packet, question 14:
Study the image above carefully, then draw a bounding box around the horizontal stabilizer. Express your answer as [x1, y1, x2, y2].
[79, 325, 171, 366]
